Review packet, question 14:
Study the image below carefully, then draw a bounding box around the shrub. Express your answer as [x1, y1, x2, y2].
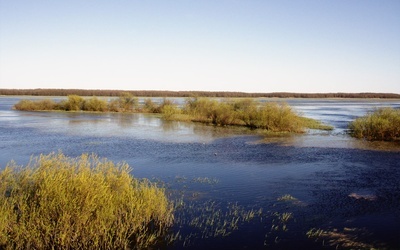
[349, 107, 400, 141]
[82, 97, 108, 112]
[161, 104, 180, 120]
[143, 98, 158, 113]
[14, 99, 56, 111]
[64, 95, 85, 111]
[0, 152, 173, 249]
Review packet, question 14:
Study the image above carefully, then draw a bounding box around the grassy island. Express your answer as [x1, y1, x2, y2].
[13, 95, 333, 133]
[349, 107, 400, 141]
[0, 153, 173, 249]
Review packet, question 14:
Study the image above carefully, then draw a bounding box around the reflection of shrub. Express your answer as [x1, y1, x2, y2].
[0, 153, 173, 249]
[349, 107, 400, 141]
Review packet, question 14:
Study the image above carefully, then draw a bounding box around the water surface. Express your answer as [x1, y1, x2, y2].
[1, 97, 399, 249]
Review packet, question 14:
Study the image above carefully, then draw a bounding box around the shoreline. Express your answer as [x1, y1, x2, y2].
[1, 89, 399, 99]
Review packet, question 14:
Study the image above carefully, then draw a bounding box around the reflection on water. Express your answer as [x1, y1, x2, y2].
[0, 97, 399, 249]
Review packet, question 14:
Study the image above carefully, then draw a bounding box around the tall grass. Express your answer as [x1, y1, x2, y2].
[0, 152, 173, 249]
[349, 107, 400, 141]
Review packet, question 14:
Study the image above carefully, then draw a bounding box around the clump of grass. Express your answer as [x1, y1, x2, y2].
[172, 200, 263, 247]
[0, 152, 173, 249]
[299, 117, 333, 131]
[349, 107, 400, 141]
[277, 194, 298, 201]
[307, 227, 378, 249]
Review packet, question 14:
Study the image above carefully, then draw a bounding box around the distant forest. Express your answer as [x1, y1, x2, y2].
[1, 89, 400, 99]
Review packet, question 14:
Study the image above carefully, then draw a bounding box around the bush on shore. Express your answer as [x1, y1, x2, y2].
[0, 152, 173, 249]
[349, 107, 400, 141]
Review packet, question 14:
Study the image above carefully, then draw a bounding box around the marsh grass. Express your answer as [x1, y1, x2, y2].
[349, 107, 400, 141]
[306, 227, 378, 249]
[172, 200, 263, 247]
[0, 152, 173, 249]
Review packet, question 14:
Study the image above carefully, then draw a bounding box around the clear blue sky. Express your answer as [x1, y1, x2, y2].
[1, 0, 399, 93]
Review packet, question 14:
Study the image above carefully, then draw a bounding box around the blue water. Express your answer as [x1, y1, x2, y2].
[1, 97, 399, 249]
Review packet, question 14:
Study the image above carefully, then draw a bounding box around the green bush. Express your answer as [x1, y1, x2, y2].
[64, 95, 85, 111]
[14, 99, 56, 111]
[349, 107, 400, 141]
[82, 97, 108, 112]
[0, 153, 173, 249]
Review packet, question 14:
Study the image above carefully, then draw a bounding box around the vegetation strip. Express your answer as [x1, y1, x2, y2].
[13, 95, 333, 133]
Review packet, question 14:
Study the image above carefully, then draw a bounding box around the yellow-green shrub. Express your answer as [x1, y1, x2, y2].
[349, 107, 400, 141]
[0, 153, 173, 249]
[14, 99, 56, 111]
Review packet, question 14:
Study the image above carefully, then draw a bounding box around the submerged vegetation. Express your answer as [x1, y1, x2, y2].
[349, 107, 400, 141]
[14, 95, 333, 133]
[0, 153, 173, 249]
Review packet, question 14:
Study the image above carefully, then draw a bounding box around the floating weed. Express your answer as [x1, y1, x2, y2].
[306, 227, 381, 249]
[171, 200, 264, 247]
[191, 177, 219, 185]
[277, 194, 297, 201]
[270, 212, 293, 232]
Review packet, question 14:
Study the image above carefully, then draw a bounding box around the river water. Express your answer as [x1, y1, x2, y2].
[0, 97, 399, 249]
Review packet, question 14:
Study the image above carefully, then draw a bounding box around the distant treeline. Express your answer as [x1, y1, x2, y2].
[1, 88, 400, 99]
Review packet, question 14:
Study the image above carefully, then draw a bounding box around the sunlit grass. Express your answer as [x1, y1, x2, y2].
[299, 117, 333, 131]
[277, 194, 298, 201]
[0, 152, 173, 249]
[307, 227, 378, 249]
[349, 107, 400, 141]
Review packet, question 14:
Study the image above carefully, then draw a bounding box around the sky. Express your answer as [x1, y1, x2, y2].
[0, 0, 399, 93]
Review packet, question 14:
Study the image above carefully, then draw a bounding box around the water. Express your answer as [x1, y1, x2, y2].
[1, 97, 399, 249]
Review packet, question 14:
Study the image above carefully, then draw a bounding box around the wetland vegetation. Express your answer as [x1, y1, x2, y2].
[349, 107, 400, 141]
[0, 153, 173, 249]
[13, 95, 333, 133]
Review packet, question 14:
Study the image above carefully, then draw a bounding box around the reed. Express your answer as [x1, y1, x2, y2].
[349, 107, 400, 141]
[0, 152, 173, 249]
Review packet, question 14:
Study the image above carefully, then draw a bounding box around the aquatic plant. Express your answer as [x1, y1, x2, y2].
[349, 107, 400, 141]
[0, 152, 173, 249]
[172, 200, 263, 247]
[307, 227, 379, 249]
[277, 194, 297, 201]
